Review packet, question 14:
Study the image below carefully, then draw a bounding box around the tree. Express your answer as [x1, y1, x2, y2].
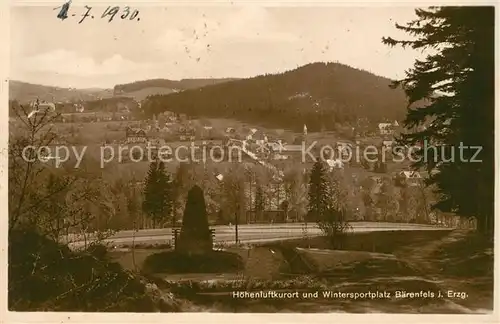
[8, 102, 106, 240]
[307, 161, 330, 222]
[383, 7, 494, 235]
[376, 180, 399, 222]
[318, 171, 351, 249]
[254, 185, 265, 221]
[176, 185, 213, 253]
[124, 179, 142, 229]
[142, 161, 173, 228]
[221, 165, 246, 242]
[8, 102, 154, 312]
[283, 166, 308, 222]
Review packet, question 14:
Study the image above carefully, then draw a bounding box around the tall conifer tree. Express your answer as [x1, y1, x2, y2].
[383, 7, 494, 235]
[142, 161, 173, 228]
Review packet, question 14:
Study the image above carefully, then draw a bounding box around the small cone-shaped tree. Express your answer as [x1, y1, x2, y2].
[176, 185, 213, 253]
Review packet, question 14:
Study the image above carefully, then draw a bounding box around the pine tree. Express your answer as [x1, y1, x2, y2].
[142, 161, 173, 228]
[383, 7, 494, 235]
[307, 161, 330, 222]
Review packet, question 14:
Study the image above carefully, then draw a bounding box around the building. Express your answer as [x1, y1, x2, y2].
[148, 138, 166, 147]
[398, 170, 422, 186]
[125, 127, 148, 143]
[74, 103, 85, 112]
[178, 125, 196, 141]
[326, 158, 344, 171]
[378, 123, 394, 135]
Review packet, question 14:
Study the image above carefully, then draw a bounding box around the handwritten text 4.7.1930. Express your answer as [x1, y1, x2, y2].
[55, 1, 140, 24]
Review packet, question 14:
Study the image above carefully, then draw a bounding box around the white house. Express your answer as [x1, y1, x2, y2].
[74, 103, 84, 113]
[326, 158, 344, 171]
[378, 123, 394, 135]
[399, 170, 422, 186]
[126, 127, 148, 144]
[400, 170, 422, 179]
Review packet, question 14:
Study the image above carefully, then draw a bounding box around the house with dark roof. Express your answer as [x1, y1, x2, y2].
[396, 170, 422, 186]
[125, 127, 148, 143]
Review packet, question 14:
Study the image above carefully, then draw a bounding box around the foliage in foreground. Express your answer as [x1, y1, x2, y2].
[9, 228, 181, 312]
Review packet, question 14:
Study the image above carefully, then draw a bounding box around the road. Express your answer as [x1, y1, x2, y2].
[67, 222, 451, 248]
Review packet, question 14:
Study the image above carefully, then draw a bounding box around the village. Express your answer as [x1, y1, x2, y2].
[16, 95, 468, 230]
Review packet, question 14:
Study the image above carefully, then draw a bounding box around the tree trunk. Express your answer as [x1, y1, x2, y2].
[235, 210, 239, 244]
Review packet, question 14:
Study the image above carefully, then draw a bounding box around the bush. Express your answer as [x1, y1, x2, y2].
[316, 208, 352, 249]
[142, 250, 244, 274]
[176, 185, 213, 253]
[8, 228, 179, 311]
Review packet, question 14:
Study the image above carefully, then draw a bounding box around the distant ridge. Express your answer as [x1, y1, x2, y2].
[8, 77, 239, 103]
[9, 80, 113, 103]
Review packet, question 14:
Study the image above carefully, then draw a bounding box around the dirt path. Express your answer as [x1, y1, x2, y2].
[393, 230, 493, 313]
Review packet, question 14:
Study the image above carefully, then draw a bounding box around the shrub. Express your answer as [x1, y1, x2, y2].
[8, 228, 179, 312]
[176, 185, 213, 253]
[142, 250, 244, 274]
[316, 208, 352, 249]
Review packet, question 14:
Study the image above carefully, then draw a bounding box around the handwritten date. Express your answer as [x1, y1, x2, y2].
[99, 6, 141, 23]
[55, 2, 140, 23]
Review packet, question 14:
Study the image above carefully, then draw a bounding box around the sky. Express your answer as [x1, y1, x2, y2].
[10, 5, 424, 89]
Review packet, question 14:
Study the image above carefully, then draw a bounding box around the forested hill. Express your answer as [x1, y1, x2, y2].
[142, 62, 409, 132]
[113, 78, 239, 95]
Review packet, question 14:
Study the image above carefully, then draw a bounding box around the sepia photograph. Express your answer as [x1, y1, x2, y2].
[6, 0, 496, 317]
